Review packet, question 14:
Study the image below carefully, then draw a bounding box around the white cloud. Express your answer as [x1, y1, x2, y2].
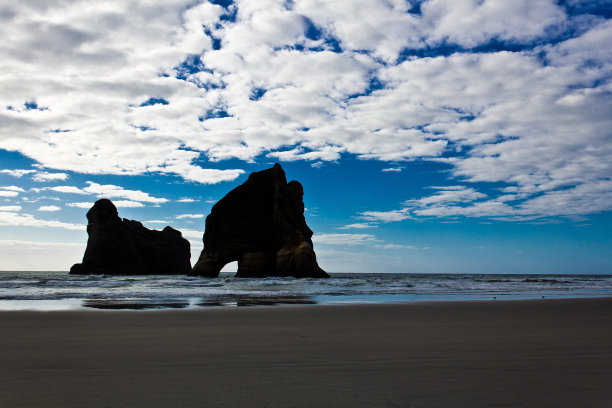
[0, 211, 83, 230]
[180, 229, 203, 239]
[0, 169, 35, 177]
[292, 0, 421, 63]
[382, 167, 403, 172]
[372, 36, 611, 219]
[38, 205, 61, 212]
[311, 161, 325, 169]
[421, 0, 565, 48]
[338, 223, 378, 229]
[0, 0, 241, 185]
[83, 182, 168, 203]
[516, 178, 612, 218]
[0, 1, 610, 220]
[0, 191, 19, 197]
[50, 182, 168, 203]
[68, 200, 143, 209]
[407, 186, 487, 206]
[0, 239, 81, 248]
[66, 202, 94, 209]
[0, 206, 22, 211]
[361, 178, 612, 221]
[166, 166, 245, 185]
[177, 198, 196, 203]
[176, 214, 204, 219]
[1, 186, 26, 192]
[360, 209, 411, 223]
[545, 19, 612, 67]
[0, 0, 440, 171]
[32, 172, 69, 182]
[21, 196, 59, 203]
[112, 200, 144, 208]
[48, 186, 89, 194]
[144, 219, 171, 224]
[374, 244, 415, 250]
[313, 233, 379, 246]
[412, 199, 515, 218]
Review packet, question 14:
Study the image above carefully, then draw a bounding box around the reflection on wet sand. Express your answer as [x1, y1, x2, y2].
[83, 299, 190, 310]
[82, 295, 316, 310]
[197, 294, 316, 307]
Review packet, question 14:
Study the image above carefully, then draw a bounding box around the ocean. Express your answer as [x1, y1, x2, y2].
[1, 271, 611, 310]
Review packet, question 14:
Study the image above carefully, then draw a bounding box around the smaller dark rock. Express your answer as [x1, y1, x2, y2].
[70, 199, 191, 275]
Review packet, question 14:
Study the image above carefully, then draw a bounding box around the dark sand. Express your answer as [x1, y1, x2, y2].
[1, 298, 611, 408]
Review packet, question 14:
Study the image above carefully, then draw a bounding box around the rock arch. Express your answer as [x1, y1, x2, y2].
[191, 163, 328, 278]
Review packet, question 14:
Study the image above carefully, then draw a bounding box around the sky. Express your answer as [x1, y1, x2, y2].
[0, 0, 611, 273]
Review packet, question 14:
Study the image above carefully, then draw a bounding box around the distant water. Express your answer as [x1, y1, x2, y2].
[0, 272, 611, 310]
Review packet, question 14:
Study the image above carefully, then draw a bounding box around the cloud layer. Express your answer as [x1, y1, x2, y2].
[1, 0, 610, 218]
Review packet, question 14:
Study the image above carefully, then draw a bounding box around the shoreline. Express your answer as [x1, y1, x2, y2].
[1, 293, 612, 312]
[0, 294, 612, 315]
[1, 297, 611, 407]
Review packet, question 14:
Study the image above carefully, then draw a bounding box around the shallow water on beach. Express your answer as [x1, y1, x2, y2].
[0, 271, 611, 310]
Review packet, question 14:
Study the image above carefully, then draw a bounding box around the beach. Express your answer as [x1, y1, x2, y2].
[1, 298, 611, 407]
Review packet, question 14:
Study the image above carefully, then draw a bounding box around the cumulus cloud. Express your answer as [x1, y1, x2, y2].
[83, 182, 167, 203]
[382, 167, 403, 172]
[0, 192, 18, 197]
[1, 186, 25, 192]
[411, 199, 515, 218]
[38, 205, 61, 212]
[66, 202, 94, 209]
[180, 229, 204, 239]
[48, 186, 89, 194]
[0, 0, 610, 219]
[407, 186, 487, 206]
[0, 0, 241, 184]
[0, 206, 22, 211]
[50, 182, 168, 203]
[31, 172, 69, 182]
[374, 244, 416, 250]
[0, 169, 35, 177]
[420, 0, 565, 47]
[177, 198, 196, 203]
[310, 161, 325, 169]
[0, 210, 83, 230]
[67, 200, 143, 209]
[361, 178, 612, 221]
[313, 233, 379, 245]
[360, 209, 411, 223]
[176, 214, 204, 219]
[338, 223, 378, 229]
[112, 200, 145, 208]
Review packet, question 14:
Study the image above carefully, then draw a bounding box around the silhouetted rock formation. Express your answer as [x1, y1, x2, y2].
[70, 199, 191, 275]
[191, 163, 328, 278]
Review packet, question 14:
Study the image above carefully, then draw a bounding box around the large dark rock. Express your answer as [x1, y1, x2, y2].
[191, 163, 328, 278]
[70, 199, 191, 275]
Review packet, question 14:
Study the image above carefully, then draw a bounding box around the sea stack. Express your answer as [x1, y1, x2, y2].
[70, 199, 191, 275]
[191, 163, 328, 278]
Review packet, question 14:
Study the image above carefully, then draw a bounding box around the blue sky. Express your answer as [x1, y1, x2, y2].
[1, 0, 611, 273]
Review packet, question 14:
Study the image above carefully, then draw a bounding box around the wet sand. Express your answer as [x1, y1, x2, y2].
[1, 298, 611, 407]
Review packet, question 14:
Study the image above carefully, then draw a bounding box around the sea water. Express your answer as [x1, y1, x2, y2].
[0, 271, 611, 310]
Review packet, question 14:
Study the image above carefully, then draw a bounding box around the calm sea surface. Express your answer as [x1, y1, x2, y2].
[0, 271, 611, 310]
